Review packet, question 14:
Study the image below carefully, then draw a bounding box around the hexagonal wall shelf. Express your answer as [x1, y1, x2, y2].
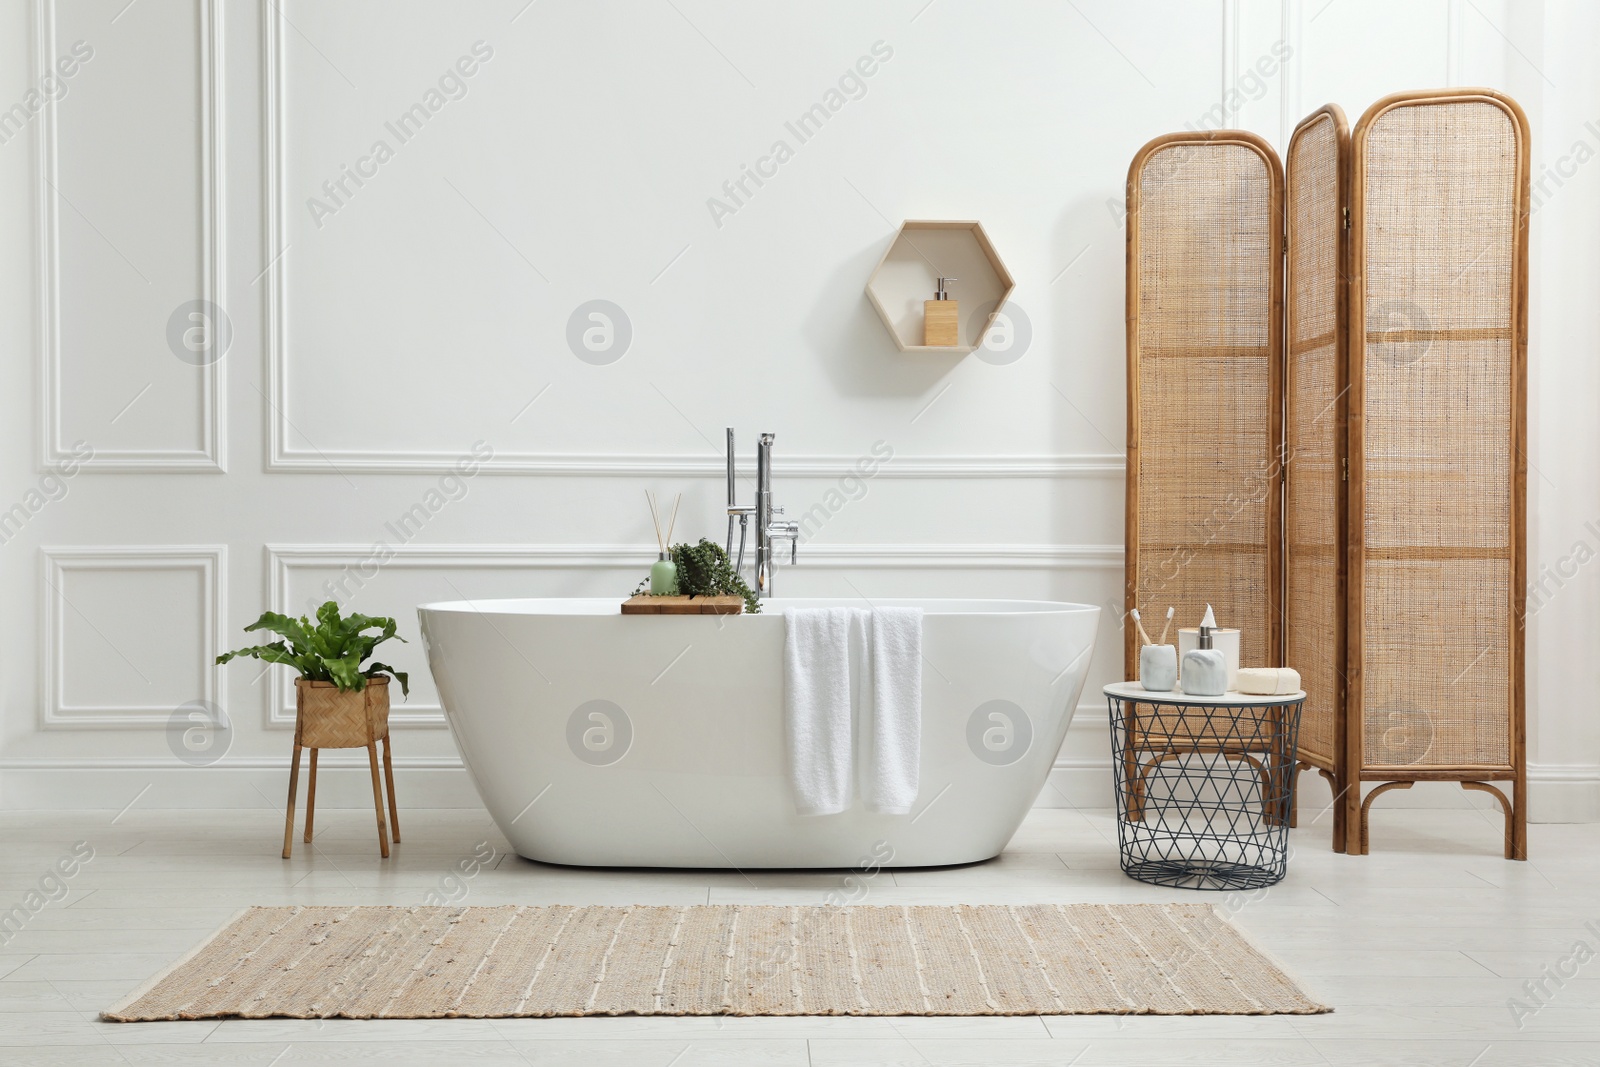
[864, 220, 1016, 353]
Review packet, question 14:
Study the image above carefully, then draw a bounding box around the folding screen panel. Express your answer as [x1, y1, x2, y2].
[1283, 106, 1351, 849]
[1347, 90, 1529, 858]
[1125, 91, 1527, 859]
[1124, 132, 1284, 682]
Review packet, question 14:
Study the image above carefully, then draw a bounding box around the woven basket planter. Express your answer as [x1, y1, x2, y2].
[285, 675, 398, 859]
[295, 676, 389, 748]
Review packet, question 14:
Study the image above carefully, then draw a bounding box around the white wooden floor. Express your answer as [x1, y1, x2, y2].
[0, 804, 1596, 1065]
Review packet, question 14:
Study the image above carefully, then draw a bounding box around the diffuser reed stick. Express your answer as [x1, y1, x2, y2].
[645, 490, 683, 557]
[645, 491, 665, 555]
[1130, 608, 1154, 647]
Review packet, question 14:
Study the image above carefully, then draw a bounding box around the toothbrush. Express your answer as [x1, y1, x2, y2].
[1158, 606, 1174, 645]
[1130, 608, 1154, 646]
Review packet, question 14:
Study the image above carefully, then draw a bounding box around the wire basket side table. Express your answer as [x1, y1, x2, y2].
[1104, 682, 1306, 891]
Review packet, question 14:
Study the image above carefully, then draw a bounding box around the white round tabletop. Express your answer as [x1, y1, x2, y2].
[1102, 681, 1306, 706]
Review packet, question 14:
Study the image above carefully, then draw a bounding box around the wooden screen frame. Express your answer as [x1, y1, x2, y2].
[1345, 89, 1530, 859]
[1283, 104, 1352, 850]
[1123, 130, 1286, 681]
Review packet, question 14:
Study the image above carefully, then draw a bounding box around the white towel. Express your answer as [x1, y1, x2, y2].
[863, 606, 923, 814]
[784, 606, 923, 816]
[783, 607, 859, 816]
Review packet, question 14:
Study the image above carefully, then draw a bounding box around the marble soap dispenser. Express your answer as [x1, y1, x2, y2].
[1180, 607, 1228, 697]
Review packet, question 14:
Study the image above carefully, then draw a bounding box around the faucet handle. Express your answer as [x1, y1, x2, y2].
[768, 519, 800, 565]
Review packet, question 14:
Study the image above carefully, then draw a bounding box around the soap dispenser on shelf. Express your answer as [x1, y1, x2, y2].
[923, 276, 959, 347]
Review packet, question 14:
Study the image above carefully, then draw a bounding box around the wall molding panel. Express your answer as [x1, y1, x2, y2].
[262, 448, 1127, 479]
[1277, 0, 1303, 149]
[1446, 0, 1465, 85]
[41, 545, 227, 728]
[259, 4, 1118, 481]
[1221, 0, 1241, 124]
[36, 0, 226, 472]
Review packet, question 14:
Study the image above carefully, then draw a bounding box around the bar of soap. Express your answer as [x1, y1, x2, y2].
[1237, 667, 1301, 696]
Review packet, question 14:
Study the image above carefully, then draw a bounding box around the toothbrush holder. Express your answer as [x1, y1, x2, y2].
[1138, 644, 1178, 692]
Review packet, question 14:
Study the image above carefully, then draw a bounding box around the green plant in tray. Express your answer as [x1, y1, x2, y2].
[216, 601, 410, 695]
[633, 538, 760, 614]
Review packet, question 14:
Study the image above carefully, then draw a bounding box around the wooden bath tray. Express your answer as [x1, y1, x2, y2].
[621, 595, 744, 615]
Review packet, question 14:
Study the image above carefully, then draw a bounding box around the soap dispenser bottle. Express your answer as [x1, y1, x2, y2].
[923, 276, 959, 346]
[1180, 623, 1228, 697]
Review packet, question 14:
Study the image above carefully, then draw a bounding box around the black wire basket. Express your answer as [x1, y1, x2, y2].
[1106, 687, 1305, 891]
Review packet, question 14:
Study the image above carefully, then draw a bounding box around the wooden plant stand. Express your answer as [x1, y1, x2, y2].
[283, 676, 398, 859]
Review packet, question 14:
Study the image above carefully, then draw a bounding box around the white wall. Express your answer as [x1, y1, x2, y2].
[0, 0, 1594, 823]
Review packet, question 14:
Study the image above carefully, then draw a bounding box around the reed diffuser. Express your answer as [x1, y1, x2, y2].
[646, 491, 681, 595]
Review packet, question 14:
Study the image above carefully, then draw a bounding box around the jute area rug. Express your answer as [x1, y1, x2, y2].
[104, 903, 1326, 1020]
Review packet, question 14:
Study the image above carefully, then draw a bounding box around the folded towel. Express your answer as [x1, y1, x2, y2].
[783, 607, 859, 816]
[863, 606, 923, 814]
[784, 606, 924, 817]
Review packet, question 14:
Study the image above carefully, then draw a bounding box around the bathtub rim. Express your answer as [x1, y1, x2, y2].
[417, 597, 1103, 618]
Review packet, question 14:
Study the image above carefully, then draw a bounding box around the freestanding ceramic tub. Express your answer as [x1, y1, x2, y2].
[417, 598, 1100, 868]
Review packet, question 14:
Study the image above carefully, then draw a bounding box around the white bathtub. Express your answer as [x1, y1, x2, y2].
[417, 598, 1100, 868]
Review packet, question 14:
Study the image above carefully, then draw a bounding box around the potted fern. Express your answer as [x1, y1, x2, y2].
[217, 601, 410, 749]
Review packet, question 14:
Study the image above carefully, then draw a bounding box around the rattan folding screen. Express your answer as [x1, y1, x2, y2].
[1346, 91, 1529, 859]
[1124, 131, 1285, 681]
[1284, 106, 1351, 851]
[1125, 90, 1528, 859]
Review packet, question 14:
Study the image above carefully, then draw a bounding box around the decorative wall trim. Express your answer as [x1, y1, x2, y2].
[37, 0, 226, 472]
[1525, 763, 1600, 823]
[263, 450, 1127, 478]
[1446, 0, 1464, 86]
[1278, 0, 1303, 149]
[0, 755, 467, 771]
[0, 754, 486, 811]
[1221, 0, 1240, 123]
[268, 542, 1124, 572]
[41, 545, 228, 727]
[262, 0, 289, 475]
[266, 542, 1124, 726]
[4, 756, 1589, 820]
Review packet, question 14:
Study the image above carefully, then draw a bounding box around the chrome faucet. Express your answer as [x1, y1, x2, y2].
[726, 428, 799, 598]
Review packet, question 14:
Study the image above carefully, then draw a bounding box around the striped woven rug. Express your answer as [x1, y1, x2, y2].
[104, 903, 1326, 1020]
